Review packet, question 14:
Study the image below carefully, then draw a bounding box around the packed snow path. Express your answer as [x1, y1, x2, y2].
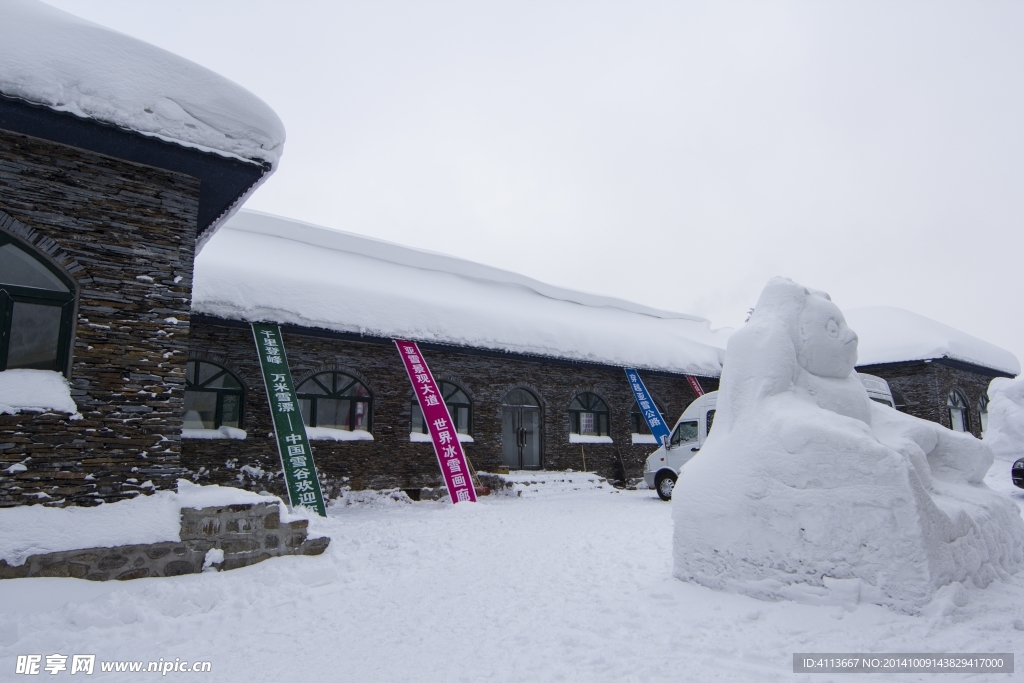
[1, 485, 1023, 682]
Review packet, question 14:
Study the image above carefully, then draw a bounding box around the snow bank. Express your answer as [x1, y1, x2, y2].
[846, 306, 1020, 375]
[0, 0, 284, 167]
[0, 369, 79, 417]
[672, 277, 1024, 613]
[0, 481, 281, 566]
[984, 376, 1024, 462]
[193, 211, 729, 375]
[182, 426, 247, 440]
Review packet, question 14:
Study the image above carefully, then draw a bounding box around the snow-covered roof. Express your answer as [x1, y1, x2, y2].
[193, 211, 729, 376]
[846, 306, 1020, 376]
[0, 0, 284, 167]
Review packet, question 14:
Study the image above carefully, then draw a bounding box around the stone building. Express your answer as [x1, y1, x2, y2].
[183, 211, 728, 498]
[848, 307, 1019, 439]
[0, 0, 284, 506]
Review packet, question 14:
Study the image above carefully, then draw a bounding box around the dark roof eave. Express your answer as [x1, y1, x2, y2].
[856, 356, 1016, 379]
[0, 93, 269, 237]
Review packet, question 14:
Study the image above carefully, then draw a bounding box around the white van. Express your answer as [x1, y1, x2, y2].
[643, 374, 896, 501]
[643, 392, 717, 501]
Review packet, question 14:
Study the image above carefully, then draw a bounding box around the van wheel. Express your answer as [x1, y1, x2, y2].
[655, 472, 676, 501]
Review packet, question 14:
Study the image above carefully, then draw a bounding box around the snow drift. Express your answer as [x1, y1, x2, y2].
[984, 376, 1024, 463]
[672, 277, 1024, 613]
[193, 210, 729, 375]
[0, 0, 284, 167]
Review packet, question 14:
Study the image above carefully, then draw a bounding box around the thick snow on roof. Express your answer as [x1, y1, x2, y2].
[193, 211, 729, 375]
[0, 0, 284, 166]
[846, 306, 1020, 376]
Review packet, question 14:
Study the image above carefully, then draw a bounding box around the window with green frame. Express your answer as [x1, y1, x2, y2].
[569, 392, 610, 436]
[411, 381, 471, 434]
[0, 235, 76, 373]
[296, 371, 372, 432]
[183, 360, 244, 429]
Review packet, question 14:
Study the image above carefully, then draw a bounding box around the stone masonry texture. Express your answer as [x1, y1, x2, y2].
[182, 318, 719, 497]
[0, 127, 198, 506]
[857, 360, 1007, 439]
[0, 501, 329, 581]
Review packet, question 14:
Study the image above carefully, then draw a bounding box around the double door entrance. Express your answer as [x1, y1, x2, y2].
[501, 389, 541, 470]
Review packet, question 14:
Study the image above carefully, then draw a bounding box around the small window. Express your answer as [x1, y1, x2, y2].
[412, 381, 471, 434]
[891, 389, 908, 413]
[979, 394, 989, 434]
[670, 420, 699, 448]
[569, 392, 609, 436]
[631, 397, 667, 435]
[184, 360, 244, 429]
[296, 371, 372, 432]
[948, 389, 969, 433]
[0, 236, 75, 372]
[706, 409, 716, 434]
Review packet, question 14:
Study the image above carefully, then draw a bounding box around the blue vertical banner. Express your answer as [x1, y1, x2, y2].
[625, 368, 671, 447]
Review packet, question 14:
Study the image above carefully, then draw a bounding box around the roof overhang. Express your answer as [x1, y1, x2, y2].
[0, 94, 268, 241]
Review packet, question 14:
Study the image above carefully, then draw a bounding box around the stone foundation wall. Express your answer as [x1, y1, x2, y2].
[0, 128, 200, 507]
[183, 318, 718, 496]
[0, 501, 328, 580]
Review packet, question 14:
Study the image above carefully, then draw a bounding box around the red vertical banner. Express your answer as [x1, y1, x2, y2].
[395, 340, 477, 504]
[686, 375, 705, 397]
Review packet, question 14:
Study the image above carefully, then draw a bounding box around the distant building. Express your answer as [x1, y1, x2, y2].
[183, 211, 727, 497]
[848, 307, 1019, 439]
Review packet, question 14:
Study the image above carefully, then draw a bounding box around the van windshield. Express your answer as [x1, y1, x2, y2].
[671, 420, 698, 447]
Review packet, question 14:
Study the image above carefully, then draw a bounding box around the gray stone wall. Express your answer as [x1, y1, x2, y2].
[0, 501, 328, 580]
[183, 318, 717, 496]
[0, 128, 200, 506]
[857, 360, 1005, 439]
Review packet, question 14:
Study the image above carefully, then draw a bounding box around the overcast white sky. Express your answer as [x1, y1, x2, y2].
[48, 1, 1024, 363]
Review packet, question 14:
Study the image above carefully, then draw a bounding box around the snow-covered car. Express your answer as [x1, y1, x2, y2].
[1013, 458, 1024, 489]
[643, 392, 717, 501]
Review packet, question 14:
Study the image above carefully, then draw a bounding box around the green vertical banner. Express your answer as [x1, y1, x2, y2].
[251, 323, 326, 516]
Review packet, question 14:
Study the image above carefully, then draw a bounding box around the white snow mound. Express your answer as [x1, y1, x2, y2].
[0, 480, 287, 567]
[0, 0, 284, 166]
[672, 277, 1024, 613]
[846, 306, 1020, 375]
[193, 210, 729, 375]
[0, 368, 79, 417]
[984, 376, 1024, 463]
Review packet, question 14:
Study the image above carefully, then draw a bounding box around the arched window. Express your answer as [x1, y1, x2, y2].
[0, 235, 75, 373]
[979, 393, 989, 434]
[412, 381, 471, 435]
[948, 389, 969, 432]
[296, 371, 372, 432]
[569, 392, 610, 436]
[184, 360, 244, 429]
[631, 397, 667, 435]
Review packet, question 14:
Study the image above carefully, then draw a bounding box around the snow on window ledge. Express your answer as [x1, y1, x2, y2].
[631, 433, 658, 444]
[306, 427, 374, 441]
[569, 434, 613, 444]
[0, 369, 81, 419]
[182, 426, 247, 440]
[410, 432, 474, 443]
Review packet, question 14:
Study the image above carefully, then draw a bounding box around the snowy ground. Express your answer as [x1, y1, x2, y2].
[1, 472, 1023, 682]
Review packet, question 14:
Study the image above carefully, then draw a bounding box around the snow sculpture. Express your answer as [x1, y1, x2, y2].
[983, 376, 1024, 462]
[672, 277, 1024, 612]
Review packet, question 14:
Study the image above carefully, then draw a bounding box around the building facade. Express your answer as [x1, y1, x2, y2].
[182, 315, 718, 498]
[0, 94, 273, 507]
